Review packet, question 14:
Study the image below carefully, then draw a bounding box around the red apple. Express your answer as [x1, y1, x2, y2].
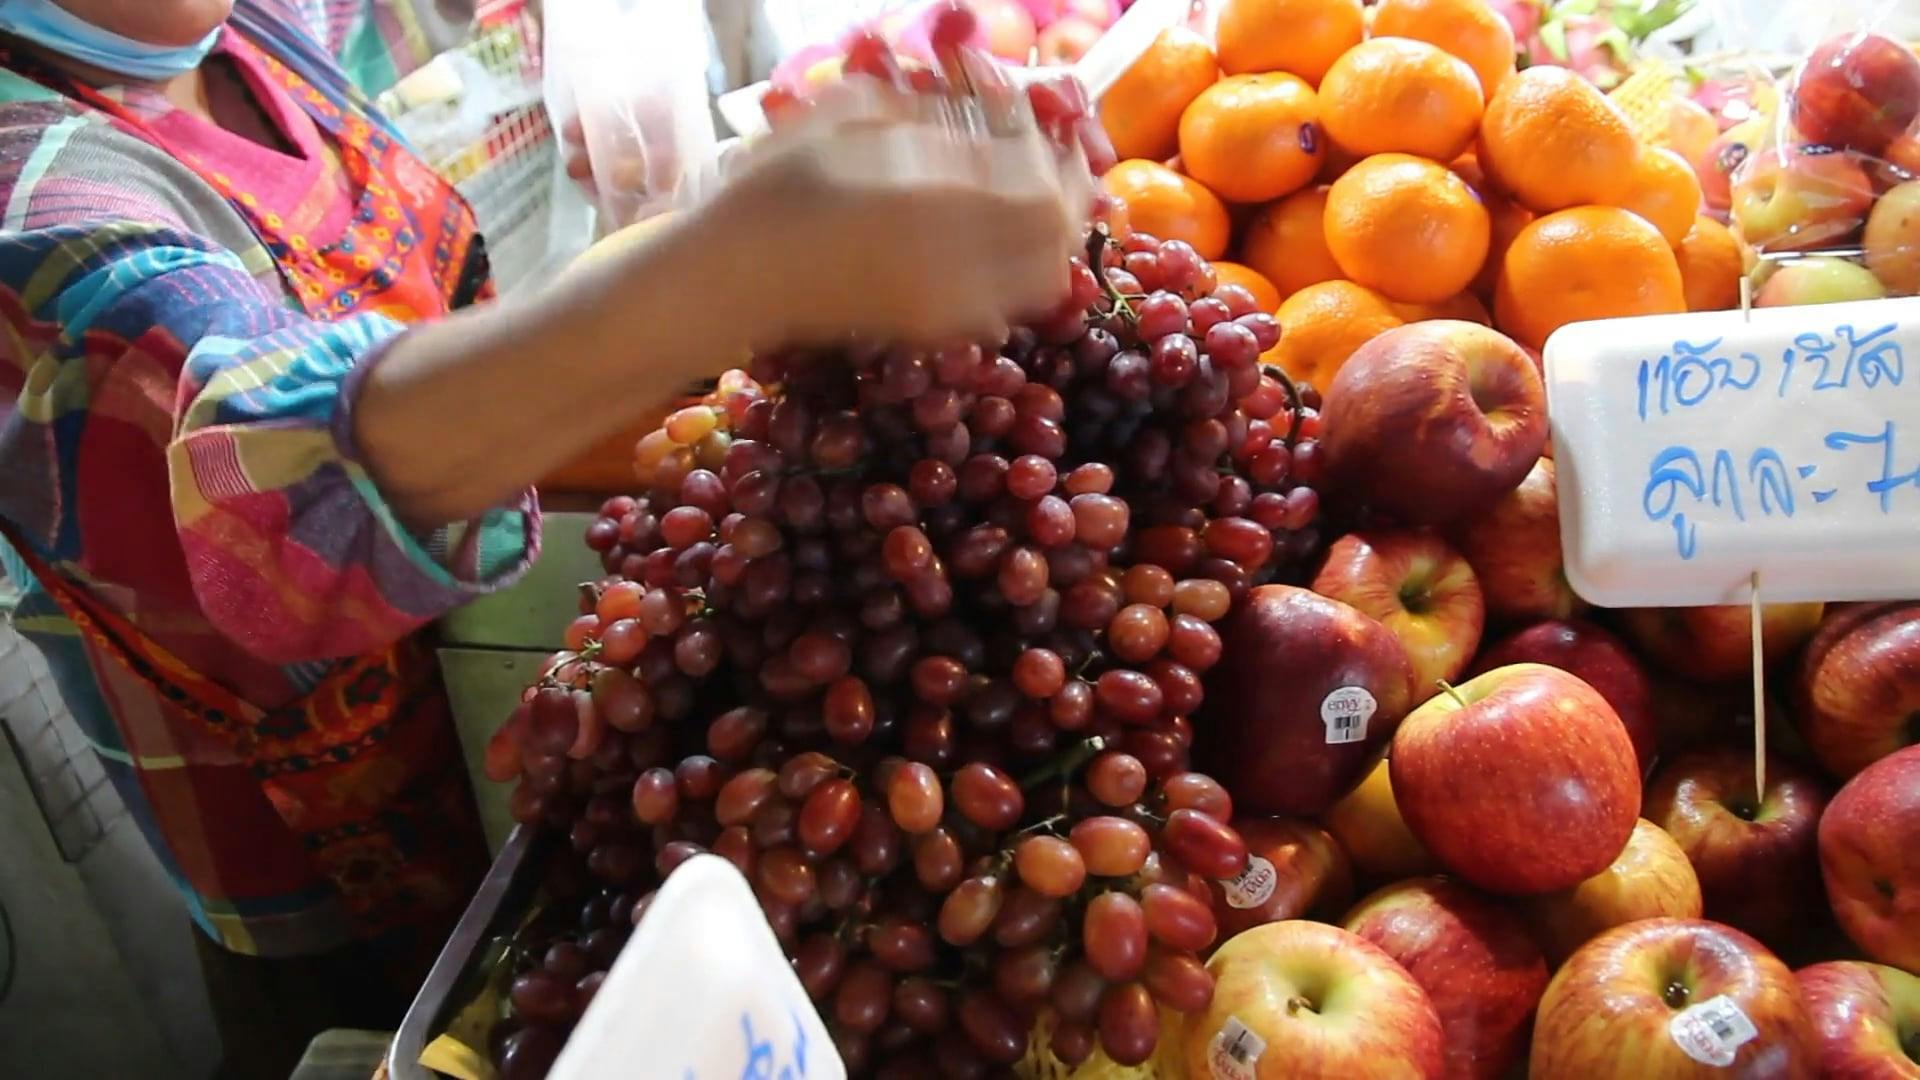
[1796, 601, 1920, 780]
[1473, 619, 1657, 777]
[1322, 321, 1549, 527]
[1035, 16, 1103, 66]
[1820, 744, 1920, 972]
[1211, 817, 1355, 938]
[968, 0, 1038, 61]
[1731, 144, 1876, 253]
[1618, 602, 1826, 684]
[1523, 818, 1704, 965]
[1795, 961, 1920, 1079]
[1697, 113, 1770, 212]
[1531, 919, 1816, 1078]
[1321, 749, 1439, 881]
[1754, 255, 1889, 307]
[1203, 585, 1417, 817]
[1791, 32, 1920, 154]
[1454, 456, 1579, 624]
[1391, 663, 1641, 895]
[1059, 0, 1116, 29]
[1183, 920, 1445, 1080]
[1344, 878, 1549, 1080]
[1311, 530, 1486, 692]
[1643, 749, 1829, 948]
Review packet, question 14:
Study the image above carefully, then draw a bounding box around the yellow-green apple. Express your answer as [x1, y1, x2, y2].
[1618, 602, 1826, 684]
[1796, 961, 1920, 1078]
[1754, 255, 1889, 307]
[1523, 818, 1704, 965]
[1530, 919, 1816, 1078]
[1643, 749, 1830, 948]
[1866, 180, 1920, 295]
[1453, 456, 1579, 624]
[1344, 878, 1549, 1080]
[972, 0, 1038, 61]
[1390, 664, 1640, 895]
[1473, 619, 1658, 776]
[1321, 321, 1548, 527]
[1035, 16, 1102, 65]
[1697, 112, 1770, 213]
[1797, 601, 1920, 779]
[1203, 585, 1417, 817]
[1211, 817, 1355, 938]
[1183, 920, 1445, 1080]
[1311, 530, 1486, 691]
[1731, 145, 1876, 253]
[1820, 744, 1920, 972]
[1791, 32, 1920, 154]
[1321, 750, 1439, 881]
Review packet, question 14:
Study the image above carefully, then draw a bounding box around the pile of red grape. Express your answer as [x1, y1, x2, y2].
[480, 14, 1333, 1080]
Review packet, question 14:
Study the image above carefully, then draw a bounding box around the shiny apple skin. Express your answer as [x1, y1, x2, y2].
[1322, 321, 1548, 527]
[1185, 920, 1445, 1080]
[1820, 744, 1920, 973]
[1455, 456, 1580, 624]
[1643, 749, 1829, 948]
[1474, 618, 1658, 777]
[1312, 529, 1486, 692]
[1523, 818, 1703, 965]
[1795, 960, 1920, 1080]
[1791, 33, 1920, 154]
[1797, 601, 1920, 780]
[1321, 749, 1438, 881]
[1620, 603, 1826, 684]
[1203, 585, 1417, 817]
[1531, 918, 1816, 1079]
[1344, 877, 1549, 1080]
[1391, 663, 1641, 895]
[1212, 816, 1355, 938]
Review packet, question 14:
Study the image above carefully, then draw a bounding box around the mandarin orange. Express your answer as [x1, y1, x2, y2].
[1390, 291, 1492, 325]
[1674, 215, 1744, 311]
[1102, 159, 1232, 259]
[1178, 73, 1326, 204]
[1318, 37, 1484, 161]
[1270, 280, 1404, 389]
[1100, 28, 1220, 163]
[1480, 66, 1641, 212]
[1471, 194, 1534, 298]
[1210, 262, 1283, 312]
[1494, 206, 1685, 350]
[1325, 153, 1490, 304]
[1215, 0, 1364, 84]
[1612, 146, 1704, 247]
[1238, 186, 1343, 299]
[1370, 0, 1517, 98]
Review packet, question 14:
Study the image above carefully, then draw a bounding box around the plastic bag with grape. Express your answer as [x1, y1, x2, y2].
[1723, 0, 1920, 302]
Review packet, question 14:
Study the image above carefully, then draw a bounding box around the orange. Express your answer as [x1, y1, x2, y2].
[1480, 66, 1642, 213]
[1325, 153, 1490, 304]
[1494, 206, 1685, 351]
[1370, 0, 1517, 98]
[1178, 73, 1326, 204]
[1100, 28, 1220, 163]
[1101, 159, 1232, 259]
[1391, 291, 1492, 324]
[1674, 215, 1743, 312]
[1270, 280, 1404, 389]
[1611, 146, 1703, 247]
[1238, 186, 1343, 299]
[1210, 262, 1283, 312]
[1318, 37, 1484, 161]
[1216, 0, 1364, 84]
[1472, 194, 1534, 298]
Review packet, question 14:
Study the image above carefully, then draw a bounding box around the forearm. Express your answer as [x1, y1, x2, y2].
[353, 210, 756, 527]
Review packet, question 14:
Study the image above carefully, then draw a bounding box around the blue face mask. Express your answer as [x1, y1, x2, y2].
[0, 1, 219, 81]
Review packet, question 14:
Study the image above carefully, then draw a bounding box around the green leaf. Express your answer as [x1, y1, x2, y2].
[1538, 19, 1570, 63]
[1613, 0, 1697, 41]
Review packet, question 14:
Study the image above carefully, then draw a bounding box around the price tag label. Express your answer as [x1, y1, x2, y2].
[1321, 686, 1376, 744]
[1668, 994, 1759, 1067]
[1220, 855, 1278, 910]
[1207, 1015, 1266, 1080]
[1546, 297, 1920, 606]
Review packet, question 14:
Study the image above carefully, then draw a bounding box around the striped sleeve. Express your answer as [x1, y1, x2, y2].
[0, 217, 538, 663]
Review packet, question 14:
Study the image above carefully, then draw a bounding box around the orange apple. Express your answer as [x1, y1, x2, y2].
[1320, 749, 1438, 881]
[1455, 456, 1579, 624]
[1865, 178, 1920, 295]
[1523, 818, 1704, 965]
[1311, 530, 1486, 692]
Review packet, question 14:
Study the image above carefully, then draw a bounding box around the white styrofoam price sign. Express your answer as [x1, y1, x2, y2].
[1547, 296, 1920, 607]
[548, 855, 844, 1080]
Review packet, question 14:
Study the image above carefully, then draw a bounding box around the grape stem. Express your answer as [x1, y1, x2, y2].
[1085, 227, 1135, 324]
[1262, 363, 1307, 449]
[1018, 735, 1107, 791]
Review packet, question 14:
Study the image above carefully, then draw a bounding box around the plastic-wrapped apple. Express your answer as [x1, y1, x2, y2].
[1036, 16, 1103, 66]
[1732, 144, 1876, 253]
[1754, 255, 1888, 307]
[1865, 179, 1920, 295]
[1791, 31, 1920, 154]
[1696, 112, 1770, 213]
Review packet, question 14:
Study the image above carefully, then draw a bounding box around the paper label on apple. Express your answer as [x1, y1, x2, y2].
[1207, 1016, 1266, 1080]
[1668, 995, 1759, 1067]
[1321, 687, 1377, 744]
[1220, 855, 1278, 909]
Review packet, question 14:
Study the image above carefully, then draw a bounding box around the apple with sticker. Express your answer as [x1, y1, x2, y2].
[1200, 585, 1418, 818]
[1210, 817, 1356, 938]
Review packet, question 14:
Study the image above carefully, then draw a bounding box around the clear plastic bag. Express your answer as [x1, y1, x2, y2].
[1721, 0, 1920, 300]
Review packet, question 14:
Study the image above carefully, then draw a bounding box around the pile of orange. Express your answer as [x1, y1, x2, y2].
[1098, 0, 1746, 390]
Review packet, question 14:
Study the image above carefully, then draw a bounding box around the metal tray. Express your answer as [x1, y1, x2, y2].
[388, 824, 550, 1080]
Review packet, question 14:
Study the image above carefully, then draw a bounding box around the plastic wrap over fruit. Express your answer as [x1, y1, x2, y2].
[1724, 0, 1920, 305]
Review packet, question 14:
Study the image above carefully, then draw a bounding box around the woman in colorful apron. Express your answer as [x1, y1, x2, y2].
[0, 0, 1077, 1074]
